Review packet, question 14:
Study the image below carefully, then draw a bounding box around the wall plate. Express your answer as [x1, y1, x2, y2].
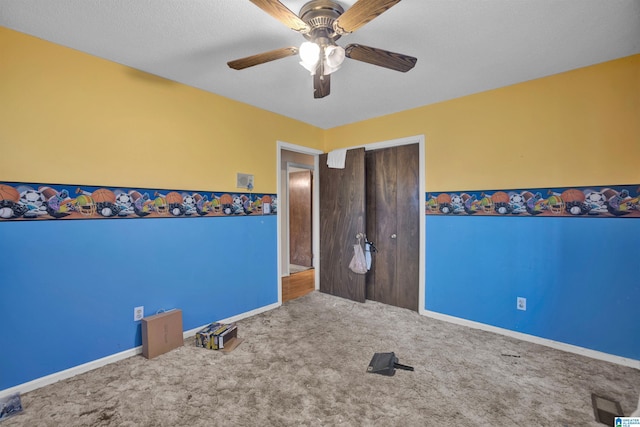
[237, 173, 254, 189]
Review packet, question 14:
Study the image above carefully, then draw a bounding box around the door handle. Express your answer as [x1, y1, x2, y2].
[391, 234, 397, 239]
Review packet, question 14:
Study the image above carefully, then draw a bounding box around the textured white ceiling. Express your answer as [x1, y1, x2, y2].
[2, 0, 639, 129]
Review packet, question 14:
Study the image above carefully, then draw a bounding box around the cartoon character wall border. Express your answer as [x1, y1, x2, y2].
[425, 185, 640, 218]
[0, 182, 277, 221]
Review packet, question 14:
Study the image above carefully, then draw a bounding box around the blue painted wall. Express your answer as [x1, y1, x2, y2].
[3, 212, 638, 391]
[425, 215, 640, 360]
[0, 215, 277, 390]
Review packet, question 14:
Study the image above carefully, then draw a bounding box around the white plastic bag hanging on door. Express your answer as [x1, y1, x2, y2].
[349, 243, 368, 274]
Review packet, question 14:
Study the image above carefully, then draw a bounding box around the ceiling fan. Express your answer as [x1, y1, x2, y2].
[227, 0, 417, 98]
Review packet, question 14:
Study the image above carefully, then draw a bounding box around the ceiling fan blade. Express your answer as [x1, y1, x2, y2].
[249, 0, 310, 34]
[227, 47, 298, 70]
[333, 0, 402, 35]
[313, 73, 330, 99]
[345, 44, 417, 72]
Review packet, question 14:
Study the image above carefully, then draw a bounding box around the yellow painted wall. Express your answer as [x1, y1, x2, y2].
[0, 27, 324, 192]
[2, 27, 638, 194]
[325, 55, 640, 192]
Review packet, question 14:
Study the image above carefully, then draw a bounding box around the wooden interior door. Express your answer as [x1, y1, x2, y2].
[289, 170, 312, 267]
[365, 144, 420, 310]
[319, 148, 366, 302]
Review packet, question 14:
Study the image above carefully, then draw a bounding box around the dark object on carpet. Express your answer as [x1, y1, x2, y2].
[0, 393, 23, 421]
[367, 352, 414, 376]
[591, 393, 623, 425]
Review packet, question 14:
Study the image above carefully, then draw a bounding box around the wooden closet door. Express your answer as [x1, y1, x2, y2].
[366, 144, 419, 311]
[395, 144, 420, 310]
[319, 148, 367, 303]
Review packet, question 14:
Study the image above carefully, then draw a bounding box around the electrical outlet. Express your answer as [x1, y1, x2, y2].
[134, 306, 144, 321]
[517, 297, 526, 311]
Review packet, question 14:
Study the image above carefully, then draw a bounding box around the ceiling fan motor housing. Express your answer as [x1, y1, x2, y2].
[299, 0, 344, 43]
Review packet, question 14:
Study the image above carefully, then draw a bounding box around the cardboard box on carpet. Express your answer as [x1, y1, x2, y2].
[141, 309, 183, 359]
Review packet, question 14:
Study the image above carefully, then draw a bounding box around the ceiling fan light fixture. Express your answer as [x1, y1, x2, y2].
[299, 41, 320, 73]
[323, 44, 345, 75]
[230, 0, 415, 98]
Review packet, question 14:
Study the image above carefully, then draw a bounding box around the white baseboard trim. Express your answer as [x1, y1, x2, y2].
[0, 346, 143, 399]
[1, 301, 282, 399]
[421, 309, 640, 370]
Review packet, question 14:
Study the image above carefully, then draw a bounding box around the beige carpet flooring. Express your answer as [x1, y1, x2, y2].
[4, 291, 639, 426]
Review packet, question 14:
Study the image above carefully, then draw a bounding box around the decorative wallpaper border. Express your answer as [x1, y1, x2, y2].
[425, 185, 640, 218]
[0, 182, 277, 221]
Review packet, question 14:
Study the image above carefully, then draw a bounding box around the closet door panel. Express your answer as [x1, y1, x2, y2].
[371, 147, 398, 306]
[319, 148, 366, 303]
[394, 143, 420, 311]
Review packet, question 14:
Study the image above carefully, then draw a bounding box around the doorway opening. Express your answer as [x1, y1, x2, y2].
[277, 142, 322, 304]
[288, 163, 313, 274]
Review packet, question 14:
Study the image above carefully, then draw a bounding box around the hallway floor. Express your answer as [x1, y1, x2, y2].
[282, 268, 314, 302]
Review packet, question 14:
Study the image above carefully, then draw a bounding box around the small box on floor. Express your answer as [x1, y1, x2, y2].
[141, 309, 183, 359]
[195, 322, 241, 351]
